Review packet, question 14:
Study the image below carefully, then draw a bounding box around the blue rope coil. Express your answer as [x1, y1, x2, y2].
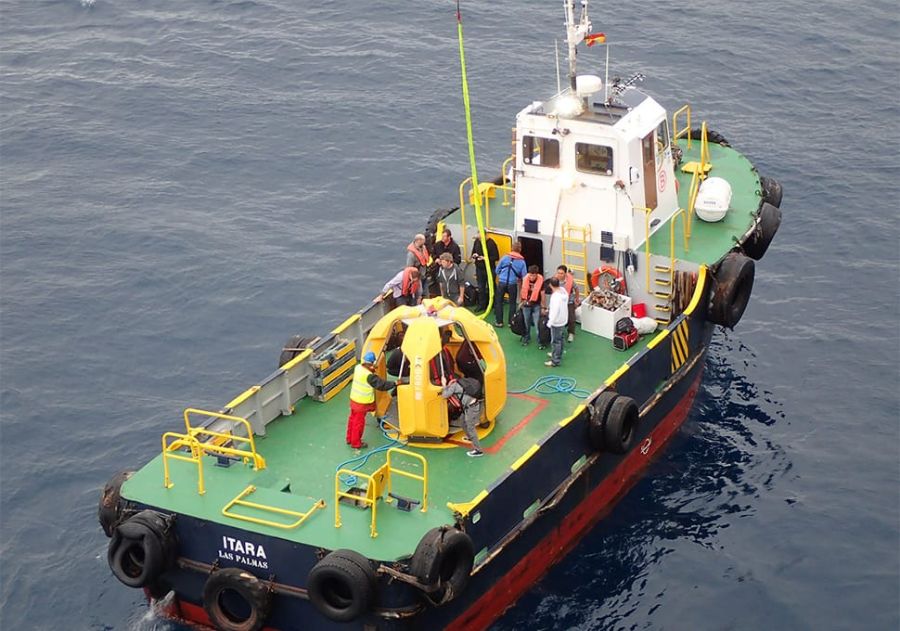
[508, 375, 592, 399]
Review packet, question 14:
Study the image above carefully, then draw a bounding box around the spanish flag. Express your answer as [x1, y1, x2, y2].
[585, 32, 606, 46]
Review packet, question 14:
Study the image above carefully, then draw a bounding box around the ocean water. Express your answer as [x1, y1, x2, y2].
[1, 1, 898, 629]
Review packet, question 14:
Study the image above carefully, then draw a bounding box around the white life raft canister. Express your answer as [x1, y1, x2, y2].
[694, 176, 733, 222]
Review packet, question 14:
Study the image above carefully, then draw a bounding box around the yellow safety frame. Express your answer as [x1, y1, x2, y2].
[672, 104, 692, 149]
[222, 485, 325, 530]
[162, 409, 266, 495]
[384, 448, 428, 513]
[333, 447, 429, 538]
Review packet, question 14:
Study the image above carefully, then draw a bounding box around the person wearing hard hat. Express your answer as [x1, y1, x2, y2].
[346, 351, 397, 449]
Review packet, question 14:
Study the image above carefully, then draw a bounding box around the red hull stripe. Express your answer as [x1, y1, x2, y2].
[446, 372, 703, 631]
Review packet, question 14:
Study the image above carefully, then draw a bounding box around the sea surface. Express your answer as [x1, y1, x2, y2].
[1, 1, 898, 629]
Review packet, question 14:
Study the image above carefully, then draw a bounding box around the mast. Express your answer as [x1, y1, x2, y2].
[564, 0, 591, 91]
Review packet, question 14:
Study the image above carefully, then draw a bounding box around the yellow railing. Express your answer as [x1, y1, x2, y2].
[500, 155, 515, 206]
[162, 409, 267, 495]
[334, 447, 428, 538]
[638, 206, 654, 290]
[385, 448, 428, 513]
[670, 208, 690, 270]
[459, 177, 473, 257]
[639, 206, 690, 291]
[222, 485, 326, 530]
[183, 408, 264, 469]
[162, 432, 205, 494]
[334, 465, 387, 538]
[672, 104, 692, 149]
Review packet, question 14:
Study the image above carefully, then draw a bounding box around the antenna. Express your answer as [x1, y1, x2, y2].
[563, 0, 591, 91]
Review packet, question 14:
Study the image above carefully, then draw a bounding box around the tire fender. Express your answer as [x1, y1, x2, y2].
[759, 175, 783, 208]
[278, 335, 316, 368]
[98, 470, 134, 537]
[742, 202, 782, 261]
[107, 510, 176, 588]
[709, 252, 755, 328]
[588, 391, 619, 451]
[203, 567, 272, 631]
[603, 396, 640, 454]
[410, 527, 475, 605]
[307, 549, 377, 622]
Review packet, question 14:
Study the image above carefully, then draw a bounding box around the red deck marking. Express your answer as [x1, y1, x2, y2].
[446, 371, 703, 631]
[444, 393, 549, 454]
[485, 393, 548, 454]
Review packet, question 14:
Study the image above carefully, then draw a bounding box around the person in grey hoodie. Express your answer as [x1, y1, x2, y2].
[440, 377, 485, 457]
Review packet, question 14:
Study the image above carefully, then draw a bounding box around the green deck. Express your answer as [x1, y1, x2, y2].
[122, 141, 760, 561]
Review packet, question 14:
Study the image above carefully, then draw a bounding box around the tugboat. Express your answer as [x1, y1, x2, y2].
[98, 1, 782, 629]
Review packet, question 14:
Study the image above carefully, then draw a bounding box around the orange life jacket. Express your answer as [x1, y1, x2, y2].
[401, 267, 420, 296]
[407, 243, 429, 267]
[520, 274, 544, 302]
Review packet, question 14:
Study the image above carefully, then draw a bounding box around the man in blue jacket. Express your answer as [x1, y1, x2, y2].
[493, 242, 527, 328]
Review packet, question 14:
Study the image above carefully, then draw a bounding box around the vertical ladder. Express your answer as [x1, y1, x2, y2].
[651, 263, 673, 325]
[560, 222, 591, 296]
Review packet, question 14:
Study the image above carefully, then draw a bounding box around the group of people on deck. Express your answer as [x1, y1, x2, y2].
[493, 242, 581, 368]
[375, 233, 581, 368]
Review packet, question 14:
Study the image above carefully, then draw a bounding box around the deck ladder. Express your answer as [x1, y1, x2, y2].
[560, 221, 591, 296]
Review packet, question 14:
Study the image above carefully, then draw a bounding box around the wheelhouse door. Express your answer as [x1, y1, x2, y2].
[641, 131, 657, 210]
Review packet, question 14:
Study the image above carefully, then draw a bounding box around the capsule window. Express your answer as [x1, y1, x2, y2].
[575, 143, 614, 175]
[522, 135, 560, 168]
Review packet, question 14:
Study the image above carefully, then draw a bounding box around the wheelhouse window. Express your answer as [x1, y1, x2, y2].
[575, 143, 614, 175]
[521, 135, 560, 168]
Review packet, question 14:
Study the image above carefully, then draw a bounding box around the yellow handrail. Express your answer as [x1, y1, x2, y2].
[183, 408, 264, 470]
[385, 447, 428, 513]
[458, 176, 472, 257]
[672, 104, 692, 149]
[670, 209, 689, 274]
[335, 466, 387, 538]
[636, 206, 653, 290]
[334, 448, 429, 538]
[162, 431, 205, 495]
[500, 155, 515, 206]
[222, 485, 326, 530]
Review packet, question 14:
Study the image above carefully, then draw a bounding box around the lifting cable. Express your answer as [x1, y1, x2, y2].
[456, 1, 494, 320]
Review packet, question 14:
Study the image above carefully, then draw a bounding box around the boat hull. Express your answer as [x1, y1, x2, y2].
[141, 313, 714, 630]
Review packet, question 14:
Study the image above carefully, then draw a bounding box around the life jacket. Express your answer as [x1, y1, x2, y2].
[520, 274, 544, 302]
[401, 267, 420, 296]
[407, 243, 429, 267]
[350, 364, 375, 404]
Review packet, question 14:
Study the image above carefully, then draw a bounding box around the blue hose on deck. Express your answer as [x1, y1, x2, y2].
[335, 417, 401, 488]
[508, 375, 592, 399]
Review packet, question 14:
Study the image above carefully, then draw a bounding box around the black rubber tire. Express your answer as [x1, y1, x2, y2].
[278, 335, 315, 368]
[689, 127, 730, 147]
[424, 207, 457, 253]
[588, 391, 619, 451]
[307, 549, 377, 623]
[410, 527, 475, 604]
[107, 510, 175, 588]
[98, 470, 134, 537]
[203, 568, 272, 631]
[742, 202, 782, 261]
[759, 175, 783, 208]
[604, 396, 640, 454]
[709, 252, 755, 328]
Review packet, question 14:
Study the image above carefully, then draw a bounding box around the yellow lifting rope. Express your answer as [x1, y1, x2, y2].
[457, 1, 494, 320]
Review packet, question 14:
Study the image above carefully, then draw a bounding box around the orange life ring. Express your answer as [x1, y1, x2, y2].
[590, 265, 627, 294]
